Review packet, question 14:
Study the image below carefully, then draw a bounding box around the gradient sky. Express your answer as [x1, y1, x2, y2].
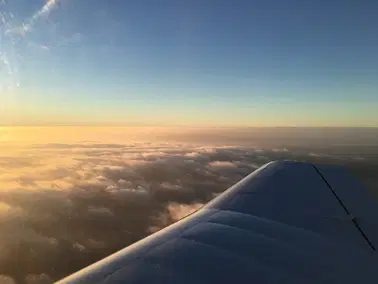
[0, 0, 377, 127]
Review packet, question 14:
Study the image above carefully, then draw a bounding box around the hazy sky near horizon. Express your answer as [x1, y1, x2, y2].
[0, 0, 377, 127]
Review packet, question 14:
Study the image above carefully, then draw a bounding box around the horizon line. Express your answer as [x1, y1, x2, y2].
[0, 124, 377, 129]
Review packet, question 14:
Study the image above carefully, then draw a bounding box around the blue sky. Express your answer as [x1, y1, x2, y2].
[1, 0, 377, 126]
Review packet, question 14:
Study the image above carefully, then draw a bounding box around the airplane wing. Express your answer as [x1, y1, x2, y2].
[57, 161, 378, 284]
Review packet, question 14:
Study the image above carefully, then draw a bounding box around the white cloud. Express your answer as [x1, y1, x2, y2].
[0, 276, 16, 284]
[185, 152, 201, 157]
[0, 138, 373, 282]
[87, 206, 113, 217]
[167, 202, 203, 221]
[73, 242, 86, 252]
[272, 148, 289, 152]
[25, 273, 52, 284]
[208, 161, 237, 168]
[160, 182, 182, 191]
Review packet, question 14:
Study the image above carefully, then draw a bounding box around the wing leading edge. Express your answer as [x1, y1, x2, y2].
[58, 161, 378, 284]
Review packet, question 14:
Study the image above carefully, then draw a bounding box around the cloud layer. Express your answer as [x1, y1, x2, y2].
[0, 137, 377, 283]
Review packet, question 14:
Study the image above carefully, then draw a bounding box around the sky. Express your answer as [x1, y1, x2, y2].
[0, 0, 377, 127]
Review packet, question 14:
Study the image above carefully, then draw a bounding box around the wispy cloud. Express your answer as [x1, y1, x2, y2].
[7, 0, 60, 36]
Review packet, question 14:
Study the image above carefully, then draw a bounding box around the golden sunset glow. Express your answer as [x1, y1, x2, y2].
[0, 0, 377, 282]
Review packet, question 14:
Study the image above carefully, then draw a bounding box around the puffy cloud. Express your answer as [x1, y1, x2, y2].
[0, 276, 16, 284]
[167, 202, 204, 221]
[308, 152, 321, 157]
[208, 161, 237, 168]
[272, 148, 289, 152]
[25, 273, 52, 284]
[0, 139, 377, 282]
[87, 206, 113, 217]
